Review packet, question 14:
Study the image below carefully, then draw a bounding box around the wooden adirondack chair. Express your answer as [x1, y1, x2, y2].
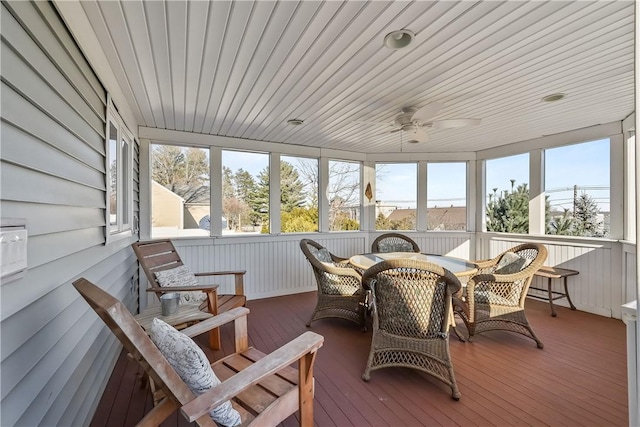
[73, 278, 323, 426]
[132, 239, 247, 349]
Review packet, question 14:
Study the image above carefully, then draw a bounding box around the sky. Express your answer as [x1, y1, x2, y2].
[219, 139, 611, 212]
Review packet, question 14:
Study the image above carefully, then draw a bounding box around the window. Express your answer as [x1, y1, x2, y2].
[375, 163, 417, 230]
[545, 139, 610, 237]
[328, 160, 361, 231]
[485, 153, 529, 234]
[106, 100, 134, 239]
[222, 150, 269, 234]
[428, 163, 466, 230]
[150, 144, 210, 238]
[280, 156, 318, 233]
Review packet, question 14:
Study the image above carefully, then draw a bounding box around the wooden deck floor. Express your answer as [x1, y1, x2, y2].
[91, 292, 628, 427]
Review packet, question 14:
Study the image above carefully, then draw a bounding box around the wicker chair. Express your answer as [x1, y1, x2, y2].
[299, 239, 367, 330]
[371, 233, 420, 253]
[361, 259, 462, 400]
[453, 243, 548, 348]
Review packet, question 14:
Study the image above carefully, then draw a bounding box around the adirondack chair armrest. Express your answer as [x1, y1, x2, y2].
[194, 271, 246, 296]
[180, 307, 249, 338]
[181, 331, 324, 422]
[146, 284, 220, 294]
[194, 270, 246, 277]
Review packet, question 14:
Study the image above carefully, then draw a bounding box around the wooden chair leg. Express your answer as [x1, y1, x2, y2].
[298, 351, 316, 427]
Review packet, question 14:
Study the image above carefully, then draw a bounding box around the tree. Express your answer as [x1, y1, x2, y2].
[573, 192, 603, 237]
[281, 207, 318, 232]
[152, 145, 209, 203]
[280, 161, 307, 212]
[486, 180, 530, 233]
[296, 160, 360, 230]
[548, 209, 577, 235]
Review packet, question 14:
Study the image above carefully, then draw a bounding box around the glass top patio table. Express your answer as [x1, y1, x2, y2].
[349, 252, 477, 278]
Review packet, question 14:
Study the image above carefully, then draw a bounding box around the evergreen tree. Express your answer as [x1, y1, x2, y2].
[280, 161, 307, 212]
[574, 192, 603, 237]
[548, 209, 577, 235]
[486, 180, 530, 233]
[252, 168, 270, 229]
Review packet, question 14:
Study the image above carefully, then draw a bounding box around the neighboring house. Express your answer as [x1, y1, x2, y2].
[151, 180, 184, 230]
[383, 207, 467, 231]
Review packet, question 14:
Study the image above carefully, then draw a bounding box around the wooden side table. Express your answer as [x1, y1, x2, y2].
[530, 266, 579, 317]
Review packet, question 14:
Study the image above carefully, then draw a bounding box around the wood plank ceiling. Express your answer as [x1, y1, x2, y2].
[77, 0, 635, 154]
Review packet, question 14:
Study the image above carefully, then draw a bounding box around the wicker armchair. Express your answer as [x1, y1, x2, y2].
[371, 233, 420, 253]
[453, 243, 548, 348]
[361, 259, 462, 400]
[299, 239, 367, 330]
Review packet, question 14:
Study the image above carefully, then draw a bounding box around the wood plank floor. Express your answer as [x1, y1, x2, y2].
[91, 292, 628, 427]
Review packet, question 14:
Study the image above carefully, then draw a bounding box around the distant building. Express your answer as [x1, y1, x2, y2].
[381, 206, 467, 231]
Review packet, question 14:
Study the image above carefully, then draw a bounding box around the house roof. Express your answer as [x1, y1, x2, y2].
[59, 1, 635, 154]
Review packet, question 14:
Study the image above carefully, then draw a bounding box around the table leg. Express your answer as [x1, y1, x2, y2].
[547, 277, 557, 317]
[564, 276, 576, 310]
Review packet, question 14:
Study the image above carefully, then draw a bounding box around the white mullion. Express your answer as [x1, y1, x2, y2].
[319, 157, 329, 232]
[362, 160, 375, 232]
[210, 147, 223, 236]
[270, 153, 281, 234]
[529, 149, 545, 236]
[417, 161, 427, 232]
[467, 160, 476, 233]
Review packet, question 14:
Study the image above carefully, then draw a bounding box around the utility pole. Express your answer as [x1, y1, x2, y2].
[573, 184, 578, 213]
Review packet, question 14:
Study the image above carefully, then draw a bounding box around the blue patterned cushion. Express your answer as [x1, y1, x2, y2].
[310, 247, 333, 263]
[149, 318, 241, 426]
[494, 252, 526, 275]
[155, 266, 206, 305]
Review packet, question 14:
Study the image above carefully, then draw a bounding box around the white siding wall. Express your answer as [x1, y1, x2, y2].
[0, 2, 139, 425]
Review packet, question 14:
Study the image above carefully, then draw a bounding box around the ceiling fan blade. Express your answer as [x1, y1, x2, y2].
[405, 127, 429, 143]
[430, 118, 481, 129]
[352, 120, 395, 127]
[411, 102, 443, 122]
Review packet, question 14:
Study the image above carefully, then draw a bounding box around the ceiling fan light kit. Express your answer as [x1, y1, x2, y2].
[383, 29, 415, 49]
[360, 102, 481, 144]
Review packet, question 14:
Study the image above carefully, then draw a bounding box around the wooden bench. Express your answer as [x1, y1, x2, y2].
[529, 266, 579, 317]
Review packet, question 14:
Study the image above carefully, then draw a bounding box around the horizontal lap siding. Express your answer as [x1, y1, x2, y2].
[0, 2, 138, 426]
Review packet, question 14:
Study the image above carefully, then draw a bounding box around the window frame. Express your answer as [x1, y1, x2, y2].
[105, 96, 134, 243]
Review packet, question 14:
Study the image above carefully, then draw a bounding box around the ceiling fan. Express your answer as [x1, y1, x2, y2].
[360, 102, 481, 143]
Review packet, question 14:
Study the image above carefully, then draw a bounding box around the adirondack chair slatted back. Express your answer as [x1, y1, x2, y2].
[132, 240, 185, 286]
[73, 279, 197, 410]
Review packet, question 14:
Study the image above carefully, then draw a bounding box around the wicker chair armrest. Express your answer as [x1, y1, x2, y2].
[322, 263, 363, 280]
[146, 284, 220, 294]
[330, 254, 348, 263]
[472, 259, 496, 269]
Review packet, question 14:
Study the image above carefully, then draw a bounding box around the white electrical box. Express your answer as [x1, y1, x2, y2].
[1, 219, 27, 283]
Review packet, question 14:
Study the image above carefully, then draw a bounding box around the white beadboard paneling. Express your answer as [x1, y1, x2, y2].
[66, 0, 634, 154]
[172, 234, 367, 299]
[480, 235, 618, 318]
